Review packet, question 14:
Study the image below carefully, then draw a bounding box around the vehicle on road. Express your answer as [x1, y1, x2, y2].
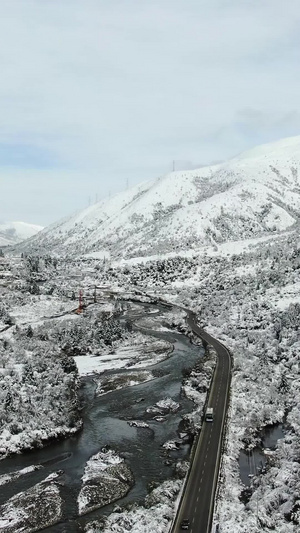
[205, 407, 214, 422]
[180, 518, 190, 530]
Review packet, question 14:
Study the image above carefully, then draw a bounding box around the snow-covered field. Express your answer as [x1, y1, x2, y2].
[74, 333, 172, 376]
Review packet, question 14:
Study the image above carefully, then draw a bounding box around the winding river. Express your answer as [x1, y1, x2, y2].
[0, 303, 204, 532]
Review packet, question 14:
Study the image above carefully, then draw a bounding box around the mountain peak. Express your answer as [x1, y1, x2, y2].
[234, 135, 300, 162]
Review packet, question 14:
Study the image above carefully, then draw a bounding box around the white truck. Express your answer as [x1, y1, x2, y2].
[205, 407, 214, 422]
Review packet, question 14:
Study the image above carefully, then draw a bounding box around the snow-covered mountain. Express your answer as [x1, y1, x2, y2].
[18, 136, 300, 258]
[0, 221, 43, 247]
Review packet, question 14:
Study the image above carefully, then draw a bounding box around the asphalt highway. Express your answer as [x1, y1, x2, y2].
[172, 312, 231, 533]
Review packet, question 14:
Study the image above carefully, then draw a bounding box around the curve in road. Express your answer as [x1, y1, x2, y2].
[172, 312, 231, 533]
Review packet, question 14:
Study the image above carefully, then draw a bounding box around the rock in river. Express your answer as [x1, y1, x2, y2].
[78, 448, 134, 516]
[0, 471, 63, 532]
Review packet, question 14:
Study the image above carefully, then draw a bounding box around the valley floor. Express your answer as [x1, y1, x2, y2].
[1, 233, 300, 531]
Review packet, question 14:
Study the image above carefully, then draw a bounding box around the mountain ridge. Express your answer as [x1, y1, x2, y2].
[15, 136, 300, 258]
[0, 221, 43, 247]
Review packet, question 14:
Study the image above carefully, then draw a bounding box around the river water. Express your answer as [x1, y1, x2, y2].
[239, 424, 285, 487]
[0, 303, 204, 532]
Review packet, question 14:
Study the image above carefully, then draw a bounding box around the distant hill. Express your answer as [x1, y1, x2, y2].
[0, 221, 43, 247]
[16, 136, 300, 258]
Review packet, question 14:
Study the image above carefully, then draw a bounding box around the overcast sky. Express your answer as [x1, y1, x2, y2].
[1, 0, 300, 226]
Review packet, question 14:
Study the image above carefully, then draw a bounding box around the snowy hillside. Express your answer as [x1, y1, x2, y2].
[17, 135, 300, 257]
[0, 221, 43, 247]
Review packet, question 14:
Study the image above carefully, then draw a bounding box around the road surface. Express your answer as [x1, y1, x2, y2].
[172, 312, 231, 533]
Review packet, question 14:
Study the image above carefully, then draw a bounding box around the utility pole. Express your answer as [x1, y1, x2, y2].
[173, 160, 175, 172]
[75, 289, 84, 314]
